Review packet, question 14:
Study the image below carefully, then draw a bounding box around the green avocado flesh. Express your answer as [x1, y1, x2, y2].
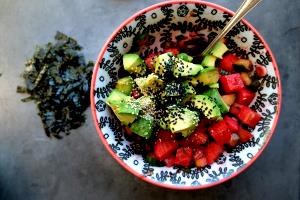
[115, 76, 134, 95]
[201, 55, 217, 68]
[203, 89, 229, 114]
[155, 53, 203, 78]
[123, 53, 146, 75]
[160, 106, 199, 137]
[210, 41, 228, 59]
[189, 68, 220, 86]
[130, 115, 154, 139]
[190, 95, 221, 119]
[106, 89, 140, 125]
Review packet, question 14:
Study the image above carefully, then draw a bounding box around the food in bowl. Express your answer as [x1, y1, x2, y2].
[91, 0, 281, 189]
[105, 38, 266, 168]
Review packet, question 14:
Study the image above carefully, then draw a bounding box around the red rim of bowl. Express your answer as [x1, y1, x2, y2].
[90, 0, 282, 190]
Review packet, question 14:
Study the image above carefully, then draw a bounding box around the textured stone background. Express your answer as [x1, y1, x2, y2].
[0, 0, 299, 199]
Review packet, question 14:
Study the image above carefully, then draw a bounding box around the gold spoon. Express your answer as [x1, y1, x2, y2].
[201, 0, 262, 56]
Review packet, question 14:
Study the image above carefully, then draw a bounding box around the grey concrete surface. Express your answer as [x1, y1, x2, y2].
[0, 0, 299, 199]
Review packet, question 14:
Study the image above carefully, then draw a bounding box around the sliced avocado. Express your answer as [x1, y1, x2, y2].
[134, 73, 164, 95]
[209, 83, 219, 89]
[115, 76, 134, 95]
[159, 119, 170, 130]
[203, 89, 229, 114]
[106, 89, 140, 125]
[182, 81, 196, 95]
[201, 55, 217, 68]
[177, 53, 193, 62]
[165, 106, 199, 137]
[189, 68, 220, 86]
[130, 115, 154, 139]
[154, 53, 175, 77]
[106, 89, 131, 107]
[123, 53, 146, 75]
[114, 113, 137, 125]
[190, 95, 221, 119]
[180, 81, 196, 105]
[162, 82, 184, 97]
[173, 57, 203, 78]
[181, 128, 196, 138]
[210, 41, 228, 59]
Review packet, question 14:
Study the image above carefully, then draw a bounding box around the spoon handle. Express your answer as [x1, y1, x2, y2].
[201, 0, 262, 56]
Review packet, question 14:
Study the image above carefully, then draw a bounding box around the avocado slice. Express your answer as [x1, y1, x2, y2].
[123, 53, 146, 75]
[209, 83, 219, 89]
[154, 53, 175, 77]
[201, 55, 217, 68]
[106, 89, 140, 125]
[115, 76, 134, 95]
[177, 53, 193, 62]
[189, 68, 220, 86]
[134, 73, 164, 95]
[190, 95, 221, 119]
[163, 106, 199, 137]
[210, 41, 228, 59]
[162, 82, 184, 97]
[173, 57, 203, 78]
[130, 115, 154, 139]
[203, 89, 229, 114]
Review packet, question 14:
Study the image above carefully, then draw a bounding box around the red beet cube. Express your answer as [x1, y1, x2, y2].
[220, 73, 245, 93]
[237, 106, 262, 128]
[220, 54, 239, 72]
[164, 155, 176, 167]
[156, 130, 175, 141]
[204, 142, 224, 165]
[175, 147, 193, 167]
[236, 88, 256, 106]
[238, 128, 254, 143]
[224, 116, 239, 132]
[154, 140, 178, 161]
[208, 120, 231, 145]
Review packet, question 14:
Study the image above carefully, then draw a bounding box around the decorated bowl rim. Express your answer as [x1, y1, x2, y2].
[90, 0, 282, 190]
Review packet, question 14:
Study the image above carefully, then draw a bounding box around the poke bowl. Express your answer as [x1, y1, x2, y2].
[90, 0, 281, 190]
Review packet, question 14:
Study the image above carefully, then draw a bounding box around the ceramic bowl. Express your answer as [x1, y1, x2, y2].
[90, 0, 281, 190]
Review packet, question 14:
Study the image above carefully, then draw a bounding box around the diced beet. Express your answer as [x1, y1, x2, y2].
[255, 64, 268, 78]
[227, 133, 240, 147]
[154, 140, 178, 161]
[208, 120, 231, 145]
[219, 54, 239, 72]
[175, 147, 193, 167]
[187, 131, 208, 147]
[238, 128, 254, 143]
[164, 155, 176, 167]
[229, 103, 243, 115]
[220, 73, 245, 93]
[163, 48, 180, 56]
[144, 53, 157, 72]
[237, 106, 262, 128]
[224, 116, 239, 132]
[157, 130, 174, 141]
[204, 142, 224, 165]
[236, 88, 256, 106]
[193, 149, 207, 168]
